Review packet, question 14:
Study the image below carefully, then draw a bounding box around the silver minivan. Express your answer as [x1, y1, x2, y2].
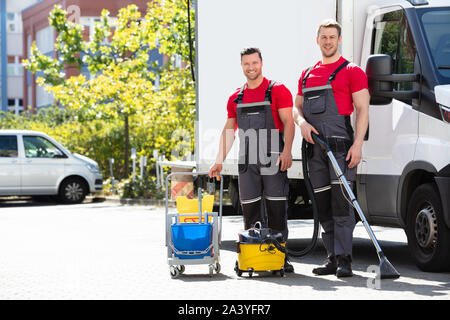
[0, 130, 103, 204]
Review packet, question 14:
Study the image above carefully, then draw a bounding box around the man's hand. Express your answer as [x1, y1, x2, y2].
[276, 150, 293, 171]
[346, 142, 362, 168]
[300, 121, 319, 144]
[208, 162, 223, 179]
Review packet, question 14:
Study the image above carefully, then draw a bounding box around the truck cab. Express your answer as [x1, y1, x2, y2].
[354, 0, 450, 271]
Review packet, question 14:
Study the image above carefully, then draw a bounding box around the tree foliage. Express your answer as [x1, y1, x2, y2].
[21, 0, 196, 179]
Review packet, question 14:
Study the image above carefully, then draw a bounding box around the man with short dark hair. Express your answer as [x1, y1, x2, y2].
[209, 47, 295, 272]
[293, 20, 370, 277]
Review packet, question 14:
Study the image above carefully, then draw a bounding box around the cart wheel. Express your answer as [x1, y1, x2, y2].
[234, 261, 242, 277]
[177, 265, 185, 274]
[214, 262, 221, 274]
[280, 268, 285, 277]
[209, 264, 214, 277]
[170, 266, 180, 279]
[248, 268, 254, 278]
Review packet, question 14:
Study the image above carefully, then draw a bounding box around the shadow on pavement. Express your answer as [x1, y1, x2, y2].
[0, 196, 105, 208]
[219, 237, 450, 297]
[170, 273, 234, 282]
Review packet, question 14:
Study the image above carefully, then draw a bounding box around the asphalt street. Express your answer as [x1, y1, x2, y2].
[0, 199, 449, 300]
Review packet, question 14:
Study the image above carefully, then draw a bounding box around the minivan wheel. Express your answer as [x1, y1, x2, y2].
[406, 183, 450, 272]
[59, 178, 87, 204]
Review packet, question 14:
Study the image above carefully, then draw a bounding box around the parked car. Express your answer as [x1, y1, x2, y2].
[0, 130, 103, 204]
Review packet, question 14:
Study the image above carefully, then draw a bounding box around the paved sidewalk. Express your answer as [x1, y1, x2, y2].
[0, 201, 449, 300]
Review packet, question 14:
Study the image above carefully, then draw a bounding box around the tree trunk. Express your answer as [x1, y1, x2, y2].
[124, 114, 130, 178]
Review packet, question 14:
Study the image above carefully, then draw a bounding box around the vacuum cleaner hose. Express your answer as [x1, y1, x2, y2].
[276, 139, 320, 257]
[242, 140, 321, 259]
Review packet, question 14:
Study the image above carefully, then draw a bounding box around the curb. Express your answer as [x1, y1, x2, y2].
[88, 197, 235, 214]
[88, 196, 176, 207]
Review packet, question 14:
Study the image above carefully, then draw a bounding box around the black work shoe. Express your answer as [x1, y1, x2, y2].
[312, 255, 337, 275]
[336, 255, 353, 278]
[284, 257, 294, 273]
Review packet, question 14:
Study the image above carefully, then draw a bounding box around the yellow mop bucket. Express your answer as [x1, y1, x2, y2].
[235, 224, 286, 277]
[176, 195, 214, 223]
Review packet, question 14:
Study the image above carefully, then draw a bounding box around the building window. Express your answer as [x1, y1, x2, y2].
[36, 85, 53, 109]
[79, 16, 117, 42]
[7, 12, 22, 33]
[7, 56, 23, 76]
[36, 26, 54, 54]
[7, 98, 24, 115]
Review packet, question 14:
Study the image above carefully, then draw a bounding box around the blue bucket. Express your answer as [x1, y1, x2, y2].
[171, 223, 213, 259]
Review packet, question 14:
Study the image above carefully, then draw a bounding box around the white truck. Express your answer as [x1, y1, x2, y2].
[191, 0, 450, 271]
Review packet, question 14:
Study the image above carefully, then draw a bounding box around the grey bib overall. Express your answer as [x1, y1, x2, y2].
[235, 81, 289, 240]
[302, 60, 356, 257]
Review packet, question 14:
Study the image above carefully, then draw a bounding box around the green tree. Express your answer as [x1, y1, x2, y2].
[23, 0, 196, 178]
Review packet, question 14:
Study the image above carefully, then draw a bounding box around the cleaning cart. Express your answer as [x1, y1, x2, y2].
[165, 172, 223, 278]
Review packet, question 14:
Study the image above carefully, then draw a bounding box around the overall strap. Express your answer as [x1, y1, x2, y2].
[302, 67, 312, 88]
[327, 60, 350, 84]
[234, 85, 245, 104]
[264, 80, 276, 103]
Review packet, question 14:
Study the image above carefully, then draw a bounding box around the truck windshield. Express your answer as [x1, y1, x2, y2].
[418, 7, 450, 84]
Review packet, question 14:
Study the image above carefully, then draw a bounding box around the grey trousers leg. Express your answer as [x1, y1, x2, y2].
[238, 164, 289, 241]
[308, 144, 356, 257]
[238, 164, 264, 229]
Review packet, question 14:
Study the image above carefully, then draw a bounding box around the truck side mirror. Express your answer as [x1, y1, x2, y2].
[366, 54, 394, 105]
[366, 54, 420, 105]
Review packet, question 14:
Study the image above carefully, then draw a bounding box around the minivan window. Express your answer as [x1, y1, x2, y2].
[23, 136, 67, 159]
[0, 136, 18, 157]
[418, 8, 450, 83]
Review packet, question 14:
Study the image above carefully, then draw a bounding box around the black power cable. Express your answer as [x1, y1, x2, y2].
[187, 0, 195, 83]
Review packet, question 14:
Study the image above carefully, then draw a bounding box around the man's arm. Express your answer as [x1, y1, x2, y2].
[293, 94, 318, 144]
[208, 118, 236, 178]
[277, 107, 294, 171]
[346, 88, 370, 168]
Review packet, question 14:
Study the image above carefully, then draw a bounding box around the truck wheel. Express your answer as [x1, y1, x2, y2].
[59, 177, 87, 204]
[406, 183, 450, 272]
[228, 179, 242, 215]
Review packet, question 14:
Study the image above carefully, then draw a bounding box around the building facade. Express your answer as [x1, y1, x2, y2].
[21, 0, 159, 113]
[1, 0, 40, 114]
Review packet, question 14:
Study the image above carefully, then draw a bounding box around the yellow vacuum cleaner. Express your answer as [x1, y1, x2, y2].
[234, 222, 286, 277]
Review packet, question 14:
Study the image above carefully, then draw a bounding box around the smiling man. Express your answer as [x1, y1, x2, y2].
[293, 20, 370, 277]
[209, 47, 295, 272]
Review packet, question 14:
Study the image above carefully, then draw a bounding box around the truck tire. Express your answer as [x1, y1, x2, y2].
[406, 183, 450, 272]
[228, 179, 242, 215]
[59, 177, 88, 204]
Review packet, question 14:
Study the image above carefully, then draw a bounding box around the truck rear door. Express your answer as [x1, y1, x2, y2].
[196, 0, 337, 178]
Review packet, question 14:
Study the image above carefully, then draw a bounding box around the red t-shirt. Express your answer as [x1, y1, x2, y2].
[227, 77, 293, 131]
[297, 56, 368, 115]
